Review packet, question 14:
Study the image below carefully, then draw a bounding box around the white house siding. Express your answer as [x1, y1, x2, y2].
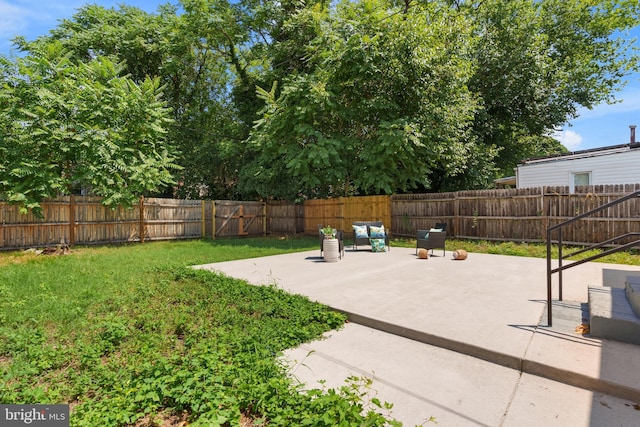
[516, 147, 640, 189]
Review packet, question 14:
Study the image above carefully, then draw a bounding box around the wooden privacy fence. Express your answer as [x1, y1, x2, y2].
[3, 184, 640, 250]
[267, 201, 305, 234]
[304, 195, 391, 237]
[392, 184, 640, 245]
[0, 197, 288, 250]
[303, 185, 640, 245]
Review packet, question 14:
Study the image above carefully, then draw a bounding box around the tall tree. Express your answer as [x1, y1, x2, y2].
[241, 0, 492, 200]
[22, 3, 246, 199]
[0, 43, 178, 212]
[243, 0, 638, 196]
[459, 0, 640, 177]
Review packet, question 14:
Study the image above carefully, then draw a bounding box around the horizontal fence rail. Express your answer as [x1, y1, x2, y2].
[3, 184, 640, 250]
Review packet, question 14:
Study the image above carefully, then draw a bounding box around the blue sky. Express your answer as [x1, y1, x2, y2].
[1, 0, 639, 152]
[0, 1, 168, 53]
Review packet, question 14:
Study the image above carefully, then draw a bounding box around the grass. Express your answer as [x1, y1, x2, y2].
[392, 237, 640, 265]
[0, 237, 402, 426]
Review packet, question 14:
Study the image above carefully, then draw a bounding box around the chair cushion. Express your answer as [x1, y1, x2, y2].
[369, 225, 386, 238]
[429, 228, 443, 233]
[353, 224, 369, 238]
[370, 238, 386, 252]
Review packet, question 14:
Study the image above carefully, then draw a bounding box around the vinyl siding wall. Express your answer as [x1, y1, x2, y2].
[516, 148, 640, 189]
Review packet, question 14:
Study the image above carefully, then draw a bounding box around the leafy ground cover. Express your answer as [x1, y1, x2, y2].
[0, 238, 401, 426]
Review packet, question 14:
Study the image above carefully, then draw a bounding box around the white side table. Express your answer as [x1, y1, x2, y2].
[323, 238, 340, 262]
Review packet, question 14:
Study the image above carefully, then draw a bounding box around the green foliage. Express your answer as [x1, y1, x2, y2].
[0, 239, 407, 426]
[464, 0, 640, 179]
[3, 0, 639, 200]
[21, 2, 245, 200]
[243, 0, 483, 199]
[0, 42, 178, 212]
[242, 0, 640, 197]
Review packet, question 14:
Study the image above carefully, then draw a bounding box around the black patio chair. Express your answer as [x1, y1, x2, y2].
[416, 229, 446, 256]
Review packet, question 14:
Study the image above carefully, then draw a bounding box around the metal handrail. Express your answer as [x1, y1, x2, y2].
[546, 190, 640, 326]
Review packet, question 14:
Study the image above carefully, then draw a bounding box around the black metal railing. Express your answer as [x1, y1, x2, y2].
[546, 190, 640, 326]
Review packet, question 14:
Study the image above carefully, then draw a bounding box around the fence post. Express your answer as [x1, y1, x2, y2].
[201, 200, 206, 237]
[338, 197, 346, 234]
[263, 202, 267, 236]
[212, 200, 216, 240]
[139, 196, 145, 244]
[69, 195, 76, 246]
[454, 192, 459, 239]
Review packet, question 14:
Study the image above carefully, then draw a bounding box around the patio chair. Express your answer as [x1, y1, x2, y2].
[416, 229, 446, 256]
[319, 226, 345, 259]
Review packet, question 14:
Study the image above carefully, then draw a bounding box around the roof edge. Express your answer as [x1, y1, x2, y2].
[520, 143, 636, 165]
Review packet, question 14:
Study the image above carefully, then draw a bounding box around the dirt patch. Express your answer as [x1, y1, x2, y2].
[38, 244, 72, 256]
[130, 411, 258, 426]
[133, 411, 189, 427]
[0, 246, 76, 266]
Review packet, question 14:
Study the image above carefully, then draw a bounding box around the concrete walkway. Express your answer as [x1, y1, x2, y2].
[194, 247, 640, 426]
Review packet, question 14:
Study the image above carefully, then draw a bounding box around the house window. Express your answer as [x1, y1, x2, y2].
[570, 171, 591, 193]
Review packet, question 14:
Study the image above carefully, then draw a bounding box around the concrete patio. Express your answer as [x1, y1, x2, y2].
[194, 247, 640, 426]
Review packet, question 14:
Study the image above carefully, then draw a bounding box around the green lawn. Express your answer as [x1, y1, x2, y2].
[0, 238, 400, 426]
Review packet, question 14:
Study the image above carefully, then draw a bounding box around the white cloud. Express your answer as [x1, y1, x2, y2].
[0, 1, 85, 54]
[0, 1, 30, 38]
[552, 129, 583, 151]
[573, 82, 640, 122]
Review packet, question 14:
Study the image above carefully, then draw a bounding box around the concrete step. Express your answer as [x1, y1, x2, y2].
[602, 269, 640, 289]
[625, 276, 640, 317]
[589, 286, 640, 346]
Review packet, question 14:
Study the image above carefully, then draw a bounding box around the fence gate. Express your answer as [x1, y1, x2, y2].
[213, 200, 266, 238]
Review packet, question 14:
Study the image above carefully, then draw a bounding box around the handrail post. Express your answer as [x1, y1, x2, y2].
[558, 229, 563, 302]
[546, 227, 553, 326]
